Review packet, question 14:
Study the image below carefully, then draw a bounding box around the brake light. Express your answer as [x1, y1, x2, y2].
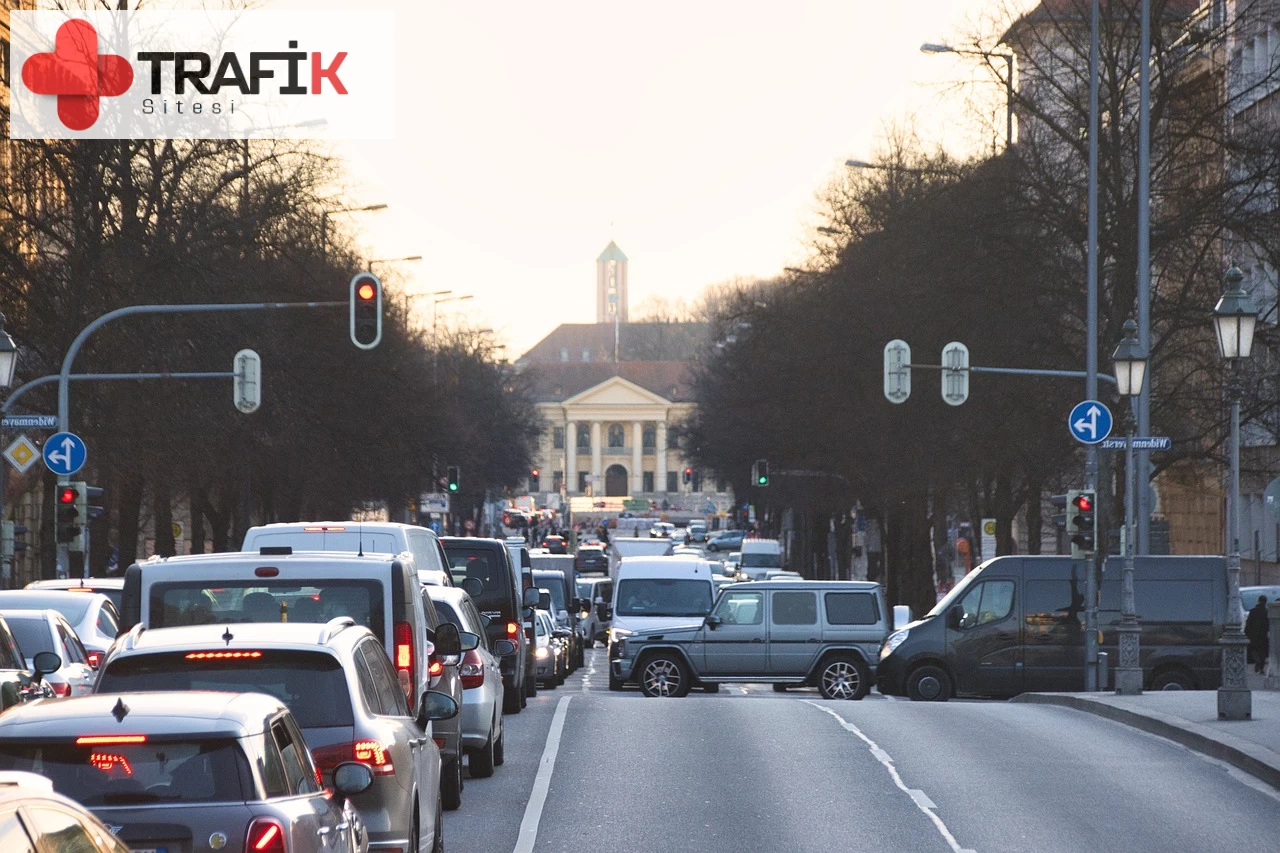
[312, 741, 395, 776]
[89, 753, 133, 775]
[460, 649, 485, 689]
[86, 650, 103, 669]
[394, 621, 414, 698]
[76, 735, 147, 745]
[432, 736, 444, 749]
[50, 682, 72, 696]
[247, 817, 286, 853]
[428, 659, 443, 677]
[185, 651, 264, 660]
[255, 567, 279, 578]
[66, 587, 93, 593]
[506, 622, 519, 638]
[303, 526, 346, 532]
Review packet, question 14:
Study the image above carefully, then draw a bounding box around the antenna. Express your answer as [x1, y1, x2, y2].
[358, 522, 364, 557]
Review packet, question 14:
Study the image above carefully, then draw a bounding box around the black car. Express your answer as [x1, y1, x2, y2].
[575, 545, 608, 574]
[540, 535, 568, 555]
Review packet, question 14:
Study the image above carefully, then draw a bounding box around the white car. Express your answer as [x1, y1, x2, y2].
[0, 609, 95, 697]
[25, 577, 124, 611]
[0, 590, 120, 669]
[649, 522, 676, 539]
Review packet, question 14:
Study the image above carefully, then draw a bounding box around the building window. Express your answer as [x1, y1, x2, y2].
[642, 425, 656, 449]
[560, 347, 569, 362]
[692, 471, 703, 492]
[716, 478, 726, 493]
[643, 471, 654, 492]
[607, 424, 625, 448]
[578, 472, 589, 492]
[553, 471, 564, 492]
[553, 427, 565, 449]
[582, 348, 591, 362]
[577, 424, 590, 449]
[667, 429, 679, 450]
[666, 471, 678, 493]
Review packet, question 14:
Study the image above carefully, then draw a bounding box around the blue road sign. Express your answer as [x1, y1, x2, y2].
[42, 431, 87, 476]
[1068, 400, 1113, 445]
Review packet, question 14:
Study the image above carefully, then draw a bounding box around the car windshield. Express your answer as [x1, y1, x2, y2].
[615, 579, 713, 617]
[740, 553, 780, 568]
[534, 575, 566, 611]
[0, 594, 92, 625]
[96, 651, 354, 728]
[926, 565, 988, 619]
[148, 580, 385, 641]
[4, 616, 53, 659]
[444, 547, 513, 616]
[0, 739, 247, 805]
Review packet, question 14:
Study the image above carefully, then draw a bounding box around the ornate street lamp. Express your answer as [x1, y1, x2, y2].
[1213, 263, 1257, 720]
[0, 314, 19, 389]
[1110, 319, 1147, 695]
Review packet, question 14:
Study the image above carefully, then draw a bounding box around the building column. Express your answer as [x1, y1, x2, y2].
[656, 421, 668, 492]
[632, 422, 644, 494]
[590, 421, 602, 490]
[565, 420, 576, 493]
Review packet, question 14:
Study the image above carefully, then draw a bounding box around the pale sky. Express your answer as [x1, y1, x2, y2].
[264, 0, 1033, 356]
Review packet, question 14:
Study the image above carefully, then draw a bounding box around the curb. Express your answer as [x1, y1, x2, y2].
[1012, 693, 1280, 790]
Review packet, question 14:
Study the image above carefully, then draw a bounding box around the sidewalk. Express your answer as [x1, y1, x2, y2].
[1013, 672, 1280, 790]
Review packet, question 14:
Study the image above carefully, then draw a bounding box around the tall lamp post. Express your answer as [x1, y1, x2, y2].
[920, 43, 1015, 150]
[0, 314, 19, 389]
[1111, 319, 1148, 695]
[1213, 263, 1257, 720]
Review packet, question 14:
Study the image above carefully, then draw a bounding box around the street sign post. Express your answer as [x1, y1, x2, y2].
[419, 493, 450, 513]
[3, 434, 39, 473]
[42, 431, 87, 476]
[1068, 400, 1113, 445]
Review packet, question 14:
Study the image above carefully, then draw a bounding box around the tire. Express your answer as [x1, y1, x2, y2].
[441, 756, 462, 811]
[906, 664, 952, 702]
[608, 673, 624, 691]
[470, 725, 496, 779]
[772, 683, 789, 693]
[1151, 668, 1196, 690]
[494, 720, 505, 767]
[818, 656, 871, 700]
[409, 810, 420, 853]
[706, 543, 719, 552]
[638, 654, 691, 698]
[525, 671, 537, 698]
[502, 681, 522, 715]
[701, 682, 720, 694]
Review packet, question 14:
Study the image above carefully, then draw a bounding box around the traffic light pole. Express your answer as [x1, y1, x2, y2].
[1115, 403, 1143, 694]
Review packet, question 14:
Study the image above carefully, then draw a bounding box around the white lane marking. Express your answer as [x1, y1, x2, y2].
[512, 695, 572, 853]
[581, 653, 595, 693]
[804, 701, 976, 853]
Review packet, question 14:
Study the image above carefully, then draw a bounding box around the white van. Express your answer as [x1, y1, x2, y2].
[242, 521, 454, 587]
[739, 539, 784, 580]
[607, 556, 716, 690]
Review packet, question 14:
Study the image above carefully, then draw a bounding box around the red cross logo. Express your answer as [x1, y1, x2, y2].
[21, 19, 134, 131]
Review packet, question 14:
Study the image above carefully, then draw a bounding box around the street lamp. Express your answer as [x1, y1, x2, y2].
[1110, 318, 1147, 695]
[920, 42, 1015, 150]
[368, 255, 423, 272]
[432, 293, 475, 385]
[1213, 262, 1258, 720]
[0, 314, 19, 388]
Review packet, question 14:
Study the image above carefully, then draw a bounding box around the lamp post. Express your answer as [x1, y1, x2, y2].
[0, 314, 18, 389]
[368, 255, 423, 272]
[920, 42, 1015, 150]
[1213, 263, 1257, 720]
[1111, 318, 1148, 695]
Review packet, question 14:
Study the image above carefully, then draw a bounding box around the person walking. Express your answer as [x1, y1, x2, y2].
[1245, 595, 1270, 674]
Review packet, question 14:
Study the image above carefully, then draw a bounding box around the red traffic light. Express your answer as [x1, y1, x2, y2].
[684, 467, 692, 475]
[357, 282, 376, 301]
[58, 487, 78, 504]
[1072, 494, 1093, 512]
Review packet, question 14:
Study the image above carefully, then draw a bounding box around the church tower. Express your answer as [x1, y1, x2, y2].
[596, 241, 628, 324]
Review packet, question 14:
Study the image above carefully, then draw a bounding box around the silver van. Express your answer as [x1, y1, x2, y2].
[242, 521, 454, 587]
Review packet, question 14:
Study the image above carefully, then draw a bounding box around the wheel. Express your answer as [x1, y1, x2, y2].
[707, 543, 719, 552]
[906, 664, 952, 702]
[409, 810, 420, 853]
[441, 756, 462, 811]
[502, 681, 522, 714]
[818, 656, 871, 700]
[772, 683, 789, 693]
[470, 725, 496, 778]
[701, 682, 720, 694]
[1151, 668, 1196, 690]
[638, 654, 691, 698]
[608, 673, 624, 691]
[494, 719, 505, 766]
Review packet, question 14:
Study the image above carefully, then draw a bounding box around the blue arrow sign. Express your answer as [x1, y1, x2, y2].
[1068, 400, 1113, 445]
[42, 431, 87, 476]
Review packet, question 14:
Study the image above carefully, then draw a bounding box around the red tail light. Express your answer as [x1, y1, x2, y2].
[50, 682, 72, 697]
[506, 621, 519, 638]
[460, 649, 485, 689]
[312, 740, 395, 776]
[394, 621, 413, 698]
[428, 659, 443, 677]
[86, 650, 103, 670]
[432, 736, 444, 749]
[247, 817, 286, 853]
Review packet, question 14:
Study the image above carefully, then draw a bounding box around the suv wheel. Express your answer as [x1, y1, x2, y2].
[818, 656, 870, 700]
[639, 654, 691, 698]
[441, 756, 462, 811]
[906, 664, 952, 702]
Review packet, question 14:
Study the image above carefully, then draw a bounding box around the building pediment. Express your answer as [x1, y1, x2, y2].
[563, 375, 672, 407]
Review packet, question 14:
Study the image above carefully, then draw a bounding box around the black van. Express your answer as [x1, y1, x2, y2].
[877, 555, 1229, 701]
[442, 537, 539, 714]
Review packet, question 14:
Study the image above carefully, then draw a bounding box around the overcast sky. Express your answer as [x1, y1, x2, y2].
[263, 0, 1033, 356]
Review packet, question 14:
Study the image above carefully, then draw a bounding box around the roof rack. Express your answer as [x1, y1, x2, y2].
[317, 617, 356, 645]
[121, 622, 146, 651]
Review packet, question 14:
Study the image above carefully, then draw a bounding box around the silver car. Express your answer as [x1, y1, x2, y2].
[25, 577, 125, 611]
[0, 609, 96, 698]
[0, 589, 122, 669]
[96, 619, 457, 853]
[0, 691, 372, 853]
[425, 586, 515, 779]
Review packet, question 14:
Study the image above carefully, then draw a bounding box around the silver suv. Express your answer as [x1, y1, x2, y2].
[95, 618, 459, 853]
[612, 580, 889, 699]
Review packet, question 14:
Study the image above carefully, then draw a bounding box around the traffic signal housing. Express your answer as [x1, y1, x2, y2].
[683, 467, 692, 485]
[1067, 489, 1097, 560]
[754, 459, 769, 487]
[446, 466, 460, 493]
[56, 483, 82, 546]
[349, 272, 383, 350]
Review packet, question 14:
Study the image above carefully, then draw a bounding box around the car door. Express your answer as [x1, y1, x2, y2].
[947, 578, 1023, 696]
[361, 640, 434, 817]
[269, 714, 340, 847]
[767, 589, 822, 676]
[1022, 572, 1089, 692]
[702, 589, 767, 675]
[56, 620, 94, 694]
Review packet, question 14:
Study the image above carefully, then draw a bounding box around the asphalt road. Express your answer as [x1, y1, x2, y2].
[444, 648, 1280, 852]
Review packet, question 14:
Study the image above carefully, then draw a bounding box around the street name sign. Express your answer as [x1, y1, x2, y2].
[419, 493, 450, 513]
[1099, 436, 1171, 451]
[3, 434, 39, 473]
[42, 431, 87, 476]
[1, 414, 57, 430]
[1068, 400, 1112, 445]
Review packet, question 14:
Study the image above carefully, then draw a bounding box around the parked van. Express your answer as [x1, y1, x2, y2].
[242, 521, 454, 587]
[877, 555, 1230, 701]
[607, 556, 717, 690]
[119, 550, 434, 711]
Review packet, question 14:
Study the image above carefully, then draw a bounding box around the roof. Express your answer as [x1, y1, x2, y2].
[597, 240, 627, 262]
[26, 578, 124, 591]
[733, 580, 881, 591]
[525, 361, 695, 403]
[0, 691, 283, 737]
[135, 551, 404, 569]
[518, 322, 709, 364]
[1003, 0, 1200, 41]
[116, 621, 368, 654]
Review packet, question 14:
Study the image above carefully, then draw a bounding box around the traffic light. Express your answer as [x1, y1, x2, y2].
[56, 483, 82, 545]
[754, 459, 769, 487]
[683, 467, 692, 484]
[446, 466, 460, 493]
[85, 486, 106, 521]
[349, 272, 383, 350]
[1, 521, 28, 564]
[1050, 494, 1069, 550]
[1067, 489, 1097, 559]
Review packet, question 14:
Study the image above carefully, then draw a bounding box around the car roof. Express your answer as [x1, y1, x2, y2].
[134, 551, 408, 571]
[731, 580, 880, 591]
[0, 608, 71, 627]
[423, 585, 469, 607]
[246, 521, 432, 536]
[27, 578, 125, 590]
[114, 620, 369, 655]
[0, 589, 109, 608]
[441, 537, 507, 549]
[0, 691, 285, 738]
[0, 773, 111, 815]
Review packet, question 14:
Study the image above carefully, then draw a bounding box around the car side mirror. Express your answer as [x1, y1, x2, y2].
[946, 607, 962, 631]
[892, 604, 913, 632]
[705, 614, 721, 630]
[461, 577, 484, 599]
[538, 591, 552, 611]
[522, 588, 541, 608]
[434, 623, 462, 658]
[32, 651, 61, 681]
[458, 631, 480, 652]
[416, 690, 459, 729]
[492, 639, 517, 657]
[332, 762, 374, 802]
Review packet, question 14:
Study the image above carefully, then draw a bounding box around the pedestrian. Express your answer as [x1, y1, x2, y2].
[1245, 595, 1270, 673]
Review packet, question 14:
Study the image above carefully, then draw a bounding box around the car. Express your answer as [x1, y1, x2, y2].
[532, 609, 564, 689]
[672, 545, 703, 557]
[0, 610, 96, 698]
[0, 615, 58, 711]
[574, 544, 608, 574]
[763, 570, 803, 581]
[649, 522, 676, 539]
[739, 538, 785, 579]
[442, 538, 539, 714]
[0, 771, 132, 853]
[575, 576, 613, 645]
[706, 530, 745, 552]
[242, 520, 455, 588]
[0, 691, 379, 853]
[0, 590, 121, 670]
[608, 556, 718, 691]
[425, 586, 516, 779]
[532, 567, 584, 670]
[540, 535, 568, 554]
[686, 521, 708, 543]
[25, 578, 125, 611]
[416, 587, 468, 811]
[94, 621, 462, 851]
[612, 580, 889, 699]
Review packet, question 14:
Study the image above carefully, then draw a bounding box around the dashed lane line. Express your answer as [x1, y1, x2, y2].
[512, 695, 572, 853]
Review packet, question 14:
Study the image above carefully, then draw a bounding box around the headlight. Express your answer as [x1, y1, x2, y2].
[881, 629, 909, 660]
[610, 628, 632, 643]
[535, 647, 549, 659]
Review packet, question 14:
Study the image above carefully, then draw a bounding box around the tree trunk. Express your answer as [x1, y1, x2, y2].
[995, 473, 1015, 555]
[1025, 473, 1043, 555]
[39, 470, 57, 580]
[189, 489, 207, 555]
[154, 481, 175, 557]
[117, 474, 144, 571]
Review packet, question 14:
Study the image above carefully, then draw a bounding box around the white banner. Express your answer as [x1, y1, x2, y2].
[8, 10, 395, 139]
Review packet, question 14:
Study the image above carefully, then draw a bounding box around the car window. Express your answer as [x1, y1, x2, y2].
[149, 580, 386, 641]
[408, 532, 445, 573]
[713, 591, 764, 625]
[825, 592, 880, 625]
[96, 604, 119, 638]
[771, 591, 817, 625]
[615, 579, 713, 617]
[58, 623, 87, 664]
[272, 719, 319, 795]
[352, 644, 384, 715]
[23, 806, 101, 853]
[5, 617, 53, 659]
[462, 600, 489, 650]
[258, 731, 289, 798]
[444, 547, 515, 619]
[958, 581, 1016, 629]
[534, 575, 566, 612]
[0, 808, 35, 853]
[0, 620, 22, 669]
[361, 642, 409, 717]
[433, 599, 462, 630]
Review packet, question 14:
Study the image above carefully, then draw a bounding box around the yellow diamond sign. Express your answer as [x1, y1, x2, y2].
[3, 434, 39, 474]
